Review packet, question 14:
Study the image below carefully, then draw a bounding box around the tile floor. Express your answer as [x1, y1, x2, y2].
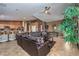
[0, 36, 79, 56]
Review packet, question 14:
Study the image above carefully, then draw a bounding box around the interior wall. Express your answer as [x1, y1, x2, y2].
[0, 20, 22, 29]
[24, 20, 62, 32]
[47, 20, 62, 32]
[25, 20, 42, 32]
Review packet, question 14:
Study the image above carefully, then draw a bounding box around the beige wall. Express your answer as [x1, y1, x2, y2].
[27, 20, 41, 32]
[0, 20, 22, 29]
[24, 20, 62, 32]
[0, 19, 62, 32]
[47, 20, 62, 32]
[22, 20, 42, 32]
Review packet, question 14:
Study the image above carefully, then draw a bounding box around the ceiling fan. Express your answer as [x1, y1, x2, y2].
[41, 6, 51, 15]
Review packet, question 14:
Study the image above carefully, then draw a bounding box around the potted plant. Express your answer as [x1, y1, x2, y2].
[59, 6, 79, 50]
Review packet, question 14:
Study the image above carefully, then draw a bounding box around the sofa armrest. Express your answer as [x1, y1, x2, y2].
[36, 40, 50, 56]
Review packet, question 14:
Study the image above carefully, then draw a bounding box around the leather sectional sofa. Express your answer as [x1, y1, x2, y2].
[16, 32, 55, 56]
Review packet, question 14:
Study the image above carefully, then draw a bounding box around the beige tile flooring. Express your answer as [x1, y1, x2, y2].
[0, 36, 79, 56]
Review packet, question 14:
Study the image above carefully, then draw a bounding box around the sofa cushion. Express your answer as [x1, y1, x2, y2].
[41, 31, 48, 41]
[35, 37, 44, 44]
[41, 31, 47, 37]
[30, 32, 41, 37]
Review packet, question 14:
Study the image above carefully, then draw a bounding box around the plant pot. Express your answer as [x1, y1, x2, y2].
[77, 43, 79, 49]
[65, 42, 77, 50]
[65, 42, 71, 50]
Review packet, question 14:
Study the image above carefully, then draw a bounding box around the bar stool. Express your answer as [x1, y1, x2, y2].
[0, 31, 8, 42]
[9, 31, 16, 41]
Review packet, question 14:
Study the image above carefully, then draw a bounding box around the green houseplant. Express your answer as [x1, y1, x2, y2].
[59, 6, 79, 49]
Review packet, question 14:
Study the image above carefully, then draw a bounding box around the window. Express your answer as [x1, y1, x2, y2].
[32, 25, 37, 32]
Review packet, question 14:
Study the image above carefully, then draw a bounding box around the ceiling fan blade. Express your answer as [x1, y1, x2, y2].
[45, 6, 51, 10]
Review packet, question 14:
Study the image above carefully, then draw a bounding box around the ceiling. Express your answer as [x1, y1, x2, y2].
[0, 3, 75, 22]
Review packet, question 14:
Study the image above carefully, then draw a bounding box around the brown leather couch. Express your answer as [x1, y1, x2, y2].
[16, 32, 55, 56]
